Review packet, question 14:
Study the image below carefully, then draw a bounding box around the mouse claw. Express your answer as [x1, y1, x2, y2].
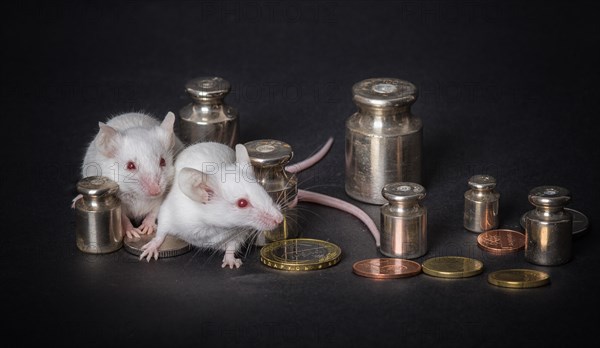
[137, 222, 156, 235]
[138, 214, 157, 235]
[222, 253, 243, 269]
[126, 228, 141, 239]
[139, 249, 157, 262]
[139, 237, 164, 262]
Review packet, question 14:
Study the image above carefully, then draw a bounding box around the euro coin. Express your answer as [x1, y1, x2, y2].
[260, 238, 341, 271]
[422, 256, 483, 278]
[488, 269, 550, 288]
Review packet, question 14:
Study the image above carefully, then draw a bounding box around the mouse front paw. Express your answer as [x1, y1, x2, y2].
[137, 214, 157, 235]
[137, 221, 157, 235]
[222, 252, 243, 269]
[122, 218, 142, 239]
[140, 238, 162, 262]
[125, 227, 142, 239]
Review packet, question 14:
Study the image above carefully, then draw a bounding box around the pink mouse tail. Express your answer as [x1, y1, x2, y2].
[296, 189, 381, 247]
[285, 136, 334, 174]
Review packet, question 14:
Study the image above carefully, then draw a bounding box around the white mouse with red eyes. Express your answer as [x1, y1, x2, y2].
[139, 142, 283, 269]
[79, 111, 183, 239]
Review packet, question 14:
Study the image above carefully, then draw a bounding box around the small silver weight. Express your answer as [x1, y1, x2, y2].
[380, 182, 427, 259]
[463, 174, 500, 233]
[74, 176, 123, 254]
[245, 139, 300, 246]
[178, 76, 239, 147]
[524, 185, 572, 266]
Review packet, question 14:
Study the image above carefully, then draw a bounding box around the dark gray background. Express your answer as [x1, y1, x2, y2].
[3, 1, 599, 346]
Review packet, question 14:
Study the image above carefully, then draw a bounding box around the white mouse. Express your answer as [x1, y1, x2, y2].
[140, 142, 283, 269]
[78, 111, 183, 239]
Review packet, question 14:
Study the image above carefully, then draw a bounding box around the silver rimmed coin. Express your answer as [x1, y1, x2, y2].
[124, 233, 191, 258]
[520, 208, 589, 236]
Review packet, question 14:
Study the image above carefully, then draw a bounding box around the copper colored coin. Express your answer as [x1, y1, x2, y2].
[352, 258, 422, 279]
[477, 229, 525, 254]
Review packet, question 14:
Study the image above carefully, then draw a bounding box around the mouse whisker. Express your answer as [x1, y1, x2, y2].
[241, 229, 261, 259]
[184, 247, 205, 267]
[294, 174, 332, 190]
[297, 183, 340, 192]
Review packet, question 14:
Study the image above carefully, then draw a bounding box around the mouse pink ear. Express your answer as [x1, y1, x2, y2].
[178, 167, 217, 203]
[235, 144, 255, 179]
[160, 112, 175, 133]
[235, 144, 250, 164]
[159, 112, 176, 150]
[96, 122, 121, 158]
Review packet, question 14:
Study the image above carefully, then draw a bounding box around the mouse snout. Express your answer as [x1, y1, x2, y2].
[258, 210, 283, 230]
[274, 211, 283, 225]
[269, 211, 284, 228]
[147, 186, 161, 196]
[141, 177, 162, 196]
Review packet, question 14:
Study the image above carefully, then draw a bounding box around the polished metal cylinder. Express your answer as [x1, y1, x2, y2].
[245, 139, 299, 246]
[74, 176, 123, 254]
[178, 76, 239, 147]
[463, 174, 500, 232]
[345, 78, 422, 205]
[380, 182, 427, 259]
[524, 186, 572, 266]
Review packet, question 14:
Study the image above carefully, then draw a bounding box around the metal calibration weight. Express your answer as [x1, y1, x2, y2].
[74, 176, 123, 254]
[178, 76, 239, 147]
[345, 78, 422, 205]
[524, 186, 573, 266]
[245, 139, 300, 246]
[463, 174, 500, 233]
[380, 182, 428, 259]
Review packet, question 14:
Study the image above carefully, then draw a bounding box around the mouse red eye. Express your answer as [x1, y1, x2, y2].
[126, 161, 136, 170]
[160, 157, 166, 167]
[237, 198, 248, 208]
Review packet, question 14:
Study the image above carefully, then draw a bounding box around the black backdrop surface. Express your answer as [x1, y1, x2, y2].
[3, 1, 599, 347]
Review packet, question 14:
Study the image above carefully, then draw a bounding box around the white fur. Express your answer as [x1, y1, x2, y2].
[82, 111, 183, 223]
[142, 142, 283, 268]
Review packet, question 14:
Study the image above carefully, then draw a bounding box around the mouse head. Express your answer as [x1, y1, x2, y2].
[95, 112, 177, 197]
[178, 144, 283, 230]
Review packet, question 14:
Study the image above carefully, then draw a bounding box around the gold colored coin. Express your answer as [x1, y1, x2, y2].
[488, 269, 550, 288]
[260, 238, 342, 271]
[422, 256, 484, 278]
